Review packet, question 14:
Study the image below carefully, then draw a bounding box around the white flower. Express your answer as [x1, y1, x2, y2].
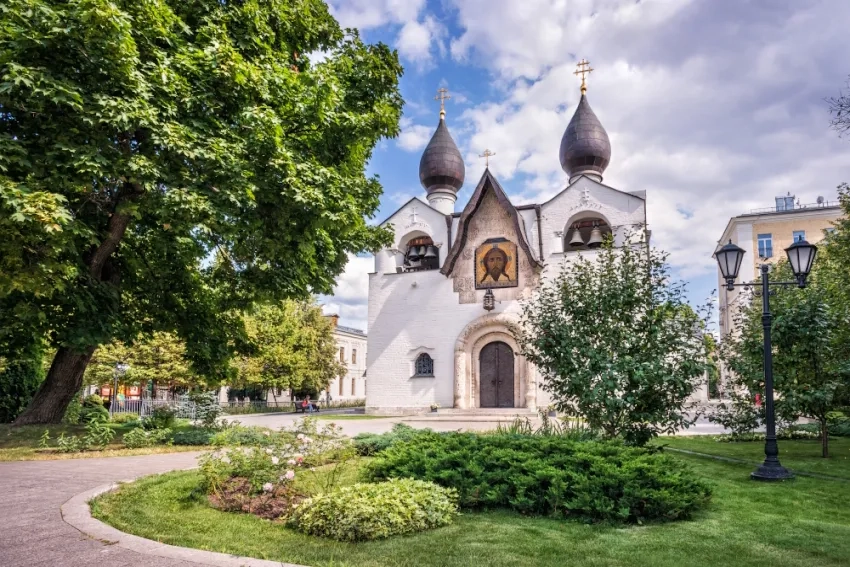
[262, 482, 273, 492]
[296, 433, 305, 440]
[271, 456, 279, 465]
[221, 456, 230, 464]
[287, 459, 296, 465]
[263, 431, 270, 436]
[285, 470, 295, 480]
[265, 448, 273, 454]
[303, 437, 312, 444]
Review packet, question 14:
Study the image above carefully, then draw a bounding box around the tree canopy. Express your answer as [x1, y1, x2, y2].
[0, 0, 402, 423]
[232, 300, 343, 395]
[518, 237, 709, 445]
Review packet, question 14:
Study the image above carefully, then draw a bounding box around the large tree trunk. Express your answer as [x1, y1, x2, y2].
[14, 346, 96, 425]
[821, 418, 829, 458]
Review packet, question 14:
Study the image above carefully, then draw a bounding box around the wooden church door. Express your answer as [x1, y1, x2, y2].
[479, 341, 515, 408]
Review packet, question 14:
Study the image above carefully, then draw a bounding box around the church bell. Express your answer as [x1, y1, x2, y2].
[407, 246, 421, 261]
[423, 245, 438, 259]
[587, 225, 604, 248]
[569, 228, 585, 247]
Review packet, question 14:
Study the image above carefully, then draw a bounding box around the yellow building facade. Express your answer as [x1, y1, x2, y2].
[716, 195, 842, 337]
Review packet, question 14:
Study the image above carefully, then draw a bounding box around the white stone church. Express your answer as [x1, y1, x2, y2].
[365, 72, 648, 415]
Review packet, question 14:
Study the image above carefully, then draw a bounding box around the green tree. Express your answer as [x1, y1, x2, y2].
[0, 0, 401, 424]
[84, 331, 199, 391]
[233, 300, 343, 396]
[518, 238, 709, 445]
[719, 257, 849, 457]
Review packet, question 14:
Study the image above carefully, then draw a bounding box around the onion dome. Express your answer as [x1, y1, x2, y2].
[559, 94, 611, 181]
[419, 117, 465, 195]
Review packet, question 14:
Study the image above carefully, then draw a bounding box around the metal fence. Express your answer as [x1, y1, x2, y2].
[109, 396, 196, 420]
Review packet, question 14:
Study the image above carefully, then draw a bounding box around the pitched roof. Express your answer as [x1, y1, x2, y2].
[377, 196, 445, 227]
[440, 169, 543, 276]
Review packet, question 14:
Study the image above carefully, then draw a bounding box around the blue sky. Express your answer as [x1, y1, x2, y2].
[320, 0, 850, 331]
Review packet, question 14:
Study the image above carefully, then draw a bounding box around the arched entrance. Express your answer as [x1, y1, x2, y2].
[479, 341, 515, 408]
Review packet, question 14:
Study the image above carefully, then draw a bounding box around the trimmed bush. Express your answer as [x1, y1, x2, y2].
[142, 405, 177, 430]
[110, 413, 140, 425]
[210, 425, 275, 447]
[291, 478, 458, 541]
[123, 427, 172, 449]
[171, 429, 214, 446]
[363, 432, 711, 524]
[352, 423, 431, 456]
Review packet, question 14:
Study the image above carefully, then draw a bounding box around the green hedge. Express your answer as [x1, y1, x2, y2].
[363, 432, 711, 524]
[291, 478, 458, 541]
[352, 423, 431, 456]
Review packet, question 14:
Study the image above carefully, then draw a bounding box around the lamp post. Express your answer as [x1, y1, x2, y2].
[714, 238, 817, 481]
[111, 362, 129, 416]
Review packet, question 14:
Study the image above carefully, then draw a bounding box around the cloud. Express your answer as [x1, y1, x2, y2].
[320, 254, 374, 331]
[327, 0, 443, 66]
[397, 117, 434, 151]
[447, 0, 850, 276]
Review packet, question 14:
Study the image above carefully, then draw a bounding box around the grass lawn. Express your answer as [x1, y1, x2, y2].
[0, 423, 206, 461]
[654, 436, 850, 479]
[91, 443, 850, 567]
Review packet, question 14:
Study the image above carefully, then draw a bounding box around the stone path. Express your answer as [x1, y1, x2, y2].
[1, 452, 203, 567]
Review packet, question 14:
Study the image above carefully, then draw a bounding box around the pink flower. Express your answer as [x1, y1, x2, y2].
[262, 482, 273, 492]
[285, 470, 295, 480]
[303, 437, 312, 444]
[287, 459, 296, 465]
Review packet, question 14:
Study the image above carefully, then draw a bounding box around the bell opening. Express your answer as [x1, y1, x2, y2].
[404, 236, 440, 271]
[564, 218, 612, 252]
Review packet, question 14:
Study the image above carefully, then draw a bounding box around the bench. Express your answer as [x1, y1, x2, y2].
[294, 401, 321, 413]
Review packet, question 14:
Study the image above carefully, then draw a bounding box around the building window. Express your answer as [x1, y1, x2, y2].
[339, 378, 344, 397]
[339, 347, 345, 362]
[792, 230, 806, 242]
[351, 378, 356, 396]
[352, 349, 357, 364]
[757, 233, 773, 258]
[775, 195, 796, 211]
[404, 236, 439, 271]
[414, 353, 434, 377]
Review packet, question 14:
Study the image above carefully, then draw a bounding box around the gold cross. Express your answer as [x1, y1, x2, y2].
[573, 58, 593, 94]
[435, 87, 451, 119]
[479, 149, 496, 167]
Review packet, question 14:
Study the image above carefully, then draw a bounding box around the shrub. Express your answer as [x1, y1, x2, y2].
[83, 394, 104, 407]
[84, 419, 116, 449]
[123, 427, 172, 449]
[63, 394, 82, 424]
[171, 429, 214, 446]
[190, 391, 225, 429]
[110, 413, 140, 425]
[353, 423, 430, 456]
[210, 425, 276, 447]
[291, 479, 458, 541]
[80, 403, 109, 424]
[494, 414, 600, 441]
[0, 359, 44, 423]
[363, 432, 712, 524]
[142, 406, 177, 430]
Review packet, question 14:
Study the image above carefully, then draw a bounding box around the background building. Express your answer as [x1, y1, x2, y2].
[716, 194, 843, 337]
[324, 315, 367, 401]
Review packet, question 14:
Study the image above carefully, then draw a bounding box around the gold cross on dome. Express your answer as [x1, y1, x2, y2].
[574, 58, 594, 94]
[479, 149, 496, 167]
[435, 87, 451, 118]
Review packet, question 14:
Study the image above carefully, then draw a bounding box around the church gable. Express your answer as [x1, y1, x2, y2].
[441, 170, 541, 277]
[441, 170, 541, 304]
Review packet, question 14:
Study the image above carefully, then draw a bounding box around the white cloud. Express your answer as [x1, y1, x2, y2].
[320, 254, 374, 331]
[327, 0, 443, 65]
[397, 117, 434, 151]
[447, 0, 850, 277]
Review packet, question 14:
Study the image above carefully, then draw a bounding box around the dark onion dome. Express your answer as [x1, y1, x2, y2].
[559, 94, 611, 180]
[419, 118, 465, 194]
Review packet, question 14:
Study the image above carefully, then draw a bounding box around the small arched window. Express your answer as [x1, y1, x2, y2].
[404, 236, 439, 271]
[414, 353, 434, 377]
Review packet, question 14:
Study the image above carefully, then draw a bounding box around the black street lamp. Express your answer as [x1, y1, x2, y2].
[715, 238, 818, 481]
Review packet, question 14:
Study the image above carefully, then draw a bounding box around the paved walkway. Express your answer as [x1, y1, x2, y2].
[1, 452, 202, 567]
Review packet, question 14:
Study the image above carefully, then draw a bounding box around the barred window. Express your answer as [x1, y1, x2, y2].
[414, 353, 434, 377]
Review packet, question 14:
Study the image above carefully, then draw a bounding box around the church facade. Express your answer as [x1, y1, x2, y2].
[365, 71, 648, 415]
